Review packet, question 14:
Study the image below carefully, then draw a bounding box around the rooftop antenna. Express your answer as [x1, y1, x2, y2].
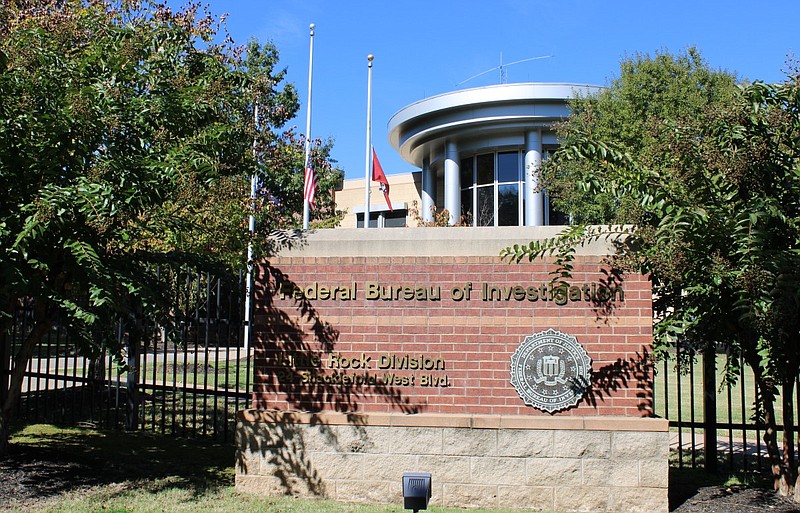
[457, 52, 553, 86]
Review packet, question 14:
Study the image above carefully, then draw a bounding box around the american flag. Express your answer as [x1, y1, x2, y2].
[303, 163, 317, 208]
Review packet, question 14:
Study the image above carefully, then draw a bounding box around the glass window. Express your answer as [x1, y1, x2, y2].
[357, 211, 407, 228]
[457, 150, 527, 227]
[498, 184, 519, 226]
[461, 188, 473, 223]
[383, 210, 407, 227]
[460, 157, 473, 187]
[356, 213, 379, 228]
[477, 186, 494, 226]
[476, 154, 493, 185]
[497, 152, 519, 182]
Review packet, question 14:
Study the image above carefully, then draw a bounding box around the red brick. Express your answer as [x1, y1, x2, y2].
[254, 255, 653, 417]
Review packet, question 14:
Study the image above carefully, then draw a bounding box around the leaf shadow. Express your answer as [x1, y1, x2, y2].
[236, 261, 418, 496]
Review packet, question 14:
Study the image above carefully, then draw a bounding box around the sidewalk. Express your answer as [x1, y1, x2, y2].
[671, 431, 768, 459]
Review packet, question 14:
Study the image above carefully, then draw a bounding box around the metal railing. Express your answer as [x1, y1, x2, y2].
[5, 279, 797, 472]
[654, 344, 800, 474]
[2, 269, 251, 442]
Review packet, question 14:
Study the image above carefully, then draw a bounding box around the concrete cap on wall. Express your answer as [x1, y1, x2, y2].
[270, 226, 628, 258]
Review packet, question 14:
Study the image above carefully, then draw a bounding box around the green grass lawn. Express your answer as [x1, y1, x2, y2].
[136, 358, 251, 393]
[653, 352, 784, 470]
[26, 354, 252, 393]
[653, 352, 778, 428]
[6, 424, 527, 513]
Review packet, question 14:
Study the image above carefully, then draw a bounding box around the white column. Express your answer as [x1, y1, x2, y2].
[524, 129, 544, 226]
[421, 155, 435, 223]
[443, 142, 460, 226]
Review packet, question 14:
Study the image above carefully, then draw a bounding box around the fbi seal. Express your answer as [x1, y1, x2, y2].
[510, 329, 592, 413]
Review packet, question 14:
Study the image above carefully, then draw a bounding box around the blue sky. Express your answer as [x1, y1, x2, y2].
[207, 0, 798, 179]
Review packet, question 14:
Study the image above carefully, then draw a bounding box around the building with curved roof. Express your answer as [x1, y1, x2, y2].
[336, 82, 603, 228]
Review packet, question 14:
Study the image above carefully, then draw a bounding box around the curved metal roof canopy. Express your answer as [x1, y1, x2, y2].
[387, 83, 603, 167]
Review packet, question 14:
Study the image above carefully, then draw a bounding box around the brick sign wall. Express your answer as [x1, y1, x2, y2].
[238, 229, 667, 513]
[251, 253, 653, 417]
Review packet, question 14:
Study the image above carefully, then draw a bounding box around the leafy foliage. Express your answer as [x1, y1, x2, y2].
[544, 47, 738, 224]
[3, 0, 271, 332]
[505, 49, 800, 495]
[409, 201, 472, 227]
[0, 0, 341, 454]
[259, 130, 344, 232]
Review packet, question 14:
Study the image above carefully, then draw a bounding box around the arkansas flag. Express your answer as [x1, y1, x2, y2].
[372, 148, 392, 211]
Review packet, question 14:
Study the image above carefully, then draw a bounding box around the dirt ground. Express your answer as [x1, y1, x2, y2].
[3, 438, 800, 512]
[670, 483, 800, 512]
[1, 442, 113, 510]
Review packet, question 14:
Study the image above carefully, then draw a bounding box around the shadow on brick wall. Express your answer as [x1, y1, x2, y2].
[582, 348, 654, 415]
[236, 262, 418, 496]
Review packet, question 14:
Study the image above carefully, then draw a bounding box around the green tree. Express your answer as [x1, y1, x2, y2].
[545, 47, 737, 223]
[505, 53, 800, 497]
[0, 0, 321, 456]
[259, 130, 344, 231]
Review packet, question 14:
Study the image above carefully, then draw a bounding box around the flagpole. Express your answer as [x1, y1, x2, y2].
[244, 104, 258, 354]
[364, 54, 373, 228]
[302, 23, 316, 230]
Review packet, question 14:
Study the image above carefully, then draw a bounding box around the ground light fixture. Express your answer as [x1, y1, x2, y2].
[402, 472, 432, 512]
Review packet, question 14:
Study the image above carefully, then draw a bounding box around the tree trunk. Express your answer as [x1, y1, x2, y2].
[744, 345, 795, 497]
[756, 376, 785, 494]
[781, 380, 797, 496]
[0, 300, 52, 459]
[792, 376, 800, 502]
[0, 410, 8, 458]
[702, 346, 718, 471]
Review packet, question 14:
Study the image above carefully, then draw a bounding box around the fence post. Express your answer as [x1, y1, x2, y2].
[0, 329, 8, 407]
[703, 345, 718, 471]
[126, 325, 140, 431]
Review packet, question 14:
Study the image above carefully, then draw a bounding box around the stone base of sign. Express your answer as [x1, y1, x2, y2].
[235, 409, 669, 513]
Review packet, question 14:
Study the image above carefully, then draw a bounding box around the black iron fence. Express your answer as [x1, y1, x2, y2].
[4, 276, 799, 473]
[654, 344, 800, 475]
[1, 269, 251, 442]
